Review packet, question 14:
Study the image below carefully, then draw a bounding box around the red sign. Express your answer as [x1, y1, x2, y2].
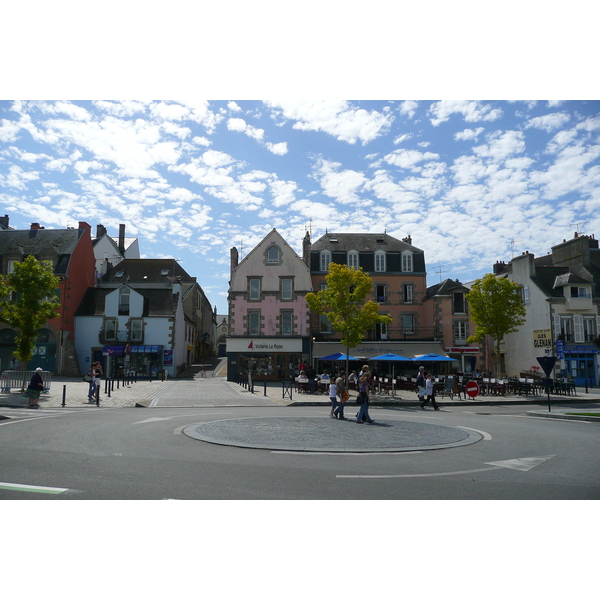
[466, 381, 480, 398]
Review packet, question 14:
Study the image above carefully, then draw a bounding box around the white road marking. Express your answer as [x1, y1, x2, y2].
[457, 425, 493, 440]
[272, 450, 423, 456]
[337, 455, 555, 478]
[485, 455, 556, 471]
[0, 481, 69, 494]
[133, 417, 174, 424]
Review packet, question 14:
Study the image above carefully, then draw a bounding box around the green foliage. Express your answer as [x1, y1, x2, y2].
[306, 263, 392, 354]
[466, 273, 526, 352]
[0, 255, 61, 364]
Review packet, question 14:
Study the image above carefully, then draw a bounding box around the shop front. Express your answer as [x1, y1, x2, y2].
[560, 343, 599, 386]
[443, 346, 482, 374]
[102, 345, 165, 378]
[226, 337, 308, 382]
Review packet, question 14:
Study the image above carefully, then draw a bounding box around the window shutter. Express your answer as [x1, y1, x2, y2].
[574, 315, 584, 343]
[553, 314, 561, 337]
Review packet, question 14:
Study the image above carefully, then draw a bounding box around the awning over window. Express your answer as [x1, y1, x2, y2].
[102, 345, 164, 356]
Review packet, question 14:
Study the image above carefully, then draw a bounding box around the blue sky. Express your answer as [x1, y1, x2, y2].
[2, 99, 599, 314]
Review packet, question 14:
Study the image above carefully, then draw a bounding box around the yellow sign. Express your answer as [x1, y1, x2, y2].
[533, 329, 552, 348]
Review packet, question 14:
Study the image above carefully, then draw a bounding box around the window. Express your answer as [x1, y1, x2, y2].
[453, 292, 466, 314]
[320, 283, 328, 291]
[319, 314, 332, 333]
[131, 319, 143, 342]
[7, 260, 18, 274]
[267, 246, 280, 264]
[248, 311, 261, 335]
[453, 321, 467, 343]
[119, 288, 130, 315]
[249, 278, 261, 300]
[104, 319, 118, 341]
[402, 314, 415, 334]
[403, 284, 413, 304]
[320, 251, 331, 272]
[402, 252, 413, 272]
[161, 269, 169, 276]
[583, 317, 596, 342]
[281, 278, 293, 300]
[347, 251, 359, 270]
[375, 251, 386, 272]
[560, 316, 573, 342]
[281, 311, 293, 335]
[570, 286, 589, 298]
[376, 284, 386, 303]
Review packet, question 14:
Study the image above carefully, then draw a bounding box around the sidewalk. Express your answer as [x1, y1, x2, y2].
[1, 372, 599, 410]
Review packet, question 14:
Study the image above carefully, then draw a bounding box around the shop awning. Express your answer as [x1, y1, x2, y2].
[313, 341, 448, 359]
[102, 345, 164, 356]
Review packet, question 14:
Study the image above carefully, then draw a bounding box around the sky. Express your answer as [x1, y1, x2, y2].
[1, 99, 599, 314]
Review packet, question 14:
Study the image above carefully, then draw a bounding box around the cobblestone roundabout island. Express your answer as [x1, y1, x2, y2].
[183, 416, 482, 453]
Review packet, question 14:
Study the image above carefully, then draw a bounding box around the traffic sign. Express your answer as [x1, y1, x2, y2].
[466, 381, 480, 398]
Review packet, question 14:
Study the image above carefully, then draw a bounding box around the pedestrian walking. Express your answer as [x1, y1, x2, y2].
[328, 376, 337, 418]
[416, 365, 426, 404]
[421, 373, 440, 410]
[356, 374, 374, 424]
[24, 367, 44, 408]
[333, 371, 348, 420]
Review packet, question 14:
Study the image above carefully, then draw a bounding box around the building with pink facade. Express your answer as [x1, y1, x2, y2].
[226, 229, 312, 381]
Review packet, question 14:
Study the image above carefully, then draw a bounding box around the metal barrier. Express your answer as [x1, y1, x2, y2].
[1, 370, 53, 393]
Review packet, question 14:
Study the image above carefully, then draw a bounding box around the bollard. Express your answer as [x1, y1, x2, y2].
[107, 378, 111, 397]
[264, 380, 267, 396]
[96, 382, 100, 406]
[585, 379, 589, 394]
[62, 384, 66, 407]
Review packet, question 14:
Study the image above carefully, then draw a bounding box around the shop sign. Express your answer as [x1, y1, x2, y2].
[226, 338, 303, 353]
[564, 344, 600, 353]
[533, 329, 553, 349]
[443, 347, 480, 353]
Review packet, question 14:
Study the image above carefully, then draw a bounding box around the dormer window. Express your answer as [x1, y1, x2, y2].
[115, 271, 124, 278]
[374, 251, 386, 272]
[347, 250, 359, 270]
[570, 286, 589, 298]
[402, 251, 413, 272]
[267, 246, 280, 264]
[161, 269, 169, 276]
[320, 250, 332, 272]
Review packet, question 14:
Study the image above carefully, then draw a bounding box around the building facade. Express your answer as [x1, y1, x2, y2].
[226, 229, 312, 381]
[305, 231, 447, 362]
[493, 233, 600, 385]
[0, 219, 96, 375]
[422, 278, 486, 373]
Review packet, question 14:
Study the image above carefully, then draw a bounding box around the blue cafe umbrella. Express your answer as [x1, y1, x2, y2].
[370, 353, 413, 386]
[412, 353, 458, 362]
[319, 352, 359, 361]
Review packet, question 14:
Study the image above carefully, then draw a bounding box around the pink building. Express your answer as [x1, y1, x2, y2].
[227, 229, 312, 381]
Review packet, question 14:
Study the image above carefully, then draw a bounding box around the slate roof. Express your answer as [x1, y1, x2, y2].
[75, 287, 177, 317]
[311, 232, 423, 253]
[101, 258, 195, 283]
[423, 278, 467, 301]
[0, 228, 84, 275]
[530, 266, 569, 298]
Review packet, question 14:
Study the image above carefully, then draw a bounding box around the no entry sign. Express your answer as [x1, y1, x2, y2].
[466, 381, 480, 398]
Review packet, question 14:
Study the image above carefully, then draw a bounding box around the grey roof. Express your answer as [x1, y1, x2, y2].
[75, 287, 177, 317]
[101, 258, 195, 283]
[530, 266, 569, 298]
[0, 228, 84, 275]
[311, 232, 423, 253]
[423, 278, 468, 300]
[553, 272, 590, 288]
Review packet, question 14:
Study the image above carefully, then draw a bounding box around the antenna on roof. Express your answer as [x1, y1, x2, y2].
[510, 239, 522, 259]
[432, 265, 448, 282]
[570, 222, 586, 235]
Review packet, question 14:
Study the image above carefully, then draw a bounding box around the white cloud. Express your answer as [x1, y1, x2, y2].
[454, 127, 485, 141]
[473, 130, 525, 161]
[400, 101, 418, 119]
[227, 101, 242, 112]
[313, 159, 368, 205]
[525, 112, 571, 132]
[393, 133, 411, 145]
[383, 148, 441, 171]
[265, 100, 392, 144]
[428, 101, 503, 126]
[265, 141, 288, 155]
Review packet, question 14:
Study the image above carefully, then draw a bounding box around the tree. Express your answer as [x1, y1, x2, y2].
[306, 263, 392, 376]
[466, 273, 526, 374]
[0, 255, 61, 369]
